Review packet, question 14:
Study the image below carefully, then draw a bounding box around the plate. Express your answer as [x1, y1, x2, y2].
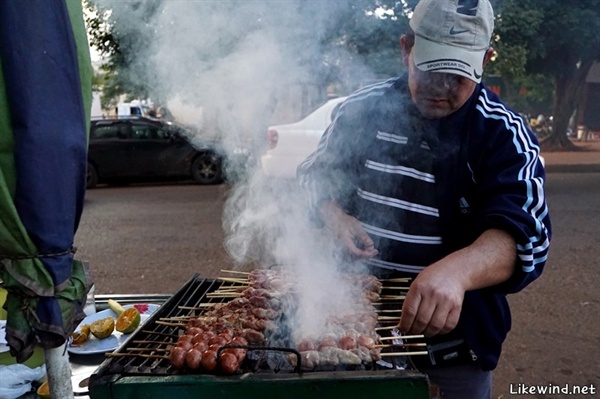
[68, 303, 159, 355]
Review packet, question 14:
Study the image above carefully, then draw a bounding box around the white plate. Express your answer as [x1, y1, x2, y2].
[68, 303, 159, 355]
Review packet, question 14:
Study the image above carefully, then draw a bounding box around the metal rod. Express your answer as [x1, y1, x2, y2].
[44, 343, 73, 399]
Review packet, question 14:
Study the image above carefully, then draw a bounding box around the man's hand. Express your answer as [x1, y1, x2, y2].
[399, 229, 518, 336]
[321, 201, 378, 258]
[399, 262, 465, 336]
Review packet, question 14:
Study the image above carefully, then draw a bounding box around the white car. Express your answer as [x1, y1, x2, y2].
[260, 96, 347, 178]
[260, 95, 545, 177]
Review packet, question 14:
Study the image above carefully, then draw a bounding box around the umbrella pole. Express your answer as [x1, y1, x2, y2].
[44, 343, 74, 399]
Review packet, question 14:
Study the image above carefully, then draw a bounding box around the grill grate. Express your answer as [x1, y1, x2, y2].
[94, 272, 425, 377]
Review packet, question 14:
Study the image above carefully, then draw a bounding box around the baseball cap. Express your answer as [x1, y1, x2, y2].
[409, 0, 494, 83]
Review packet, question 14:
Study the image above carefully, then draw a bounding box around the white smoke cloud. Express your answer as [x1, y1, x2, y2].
[93, 0, 383, 342]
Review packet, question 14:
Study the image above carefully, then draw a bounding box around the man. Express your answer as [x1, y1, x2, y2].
[297, 0, 551, 397]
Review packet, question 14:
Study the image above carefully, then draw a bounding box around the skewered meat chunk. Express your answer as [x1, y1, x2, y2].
[338, 336, 357, 350]
[329, 347, 362, 365]
[166, 269, 397, 374]
[370, 347, 382, 361]
[351, 346, 373, 363]
[364, 291, 380, 303]
[298, 351, 320, 369]
[241, 328, 265, 344]
[317, 337, 338, 350]
[296, 339, 317, 352]
[357, 335, 376, 350]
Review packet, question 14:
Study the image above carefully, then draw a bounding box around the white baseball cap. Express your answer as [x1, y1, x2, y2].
[409, 0, 494, 83]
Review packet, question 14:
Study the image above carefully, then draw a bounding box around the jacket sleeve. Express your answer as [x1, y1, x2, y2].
[471, 90, 551, 294]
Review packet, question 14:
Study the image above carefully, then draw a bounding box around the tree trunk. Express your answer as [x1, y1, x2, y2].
[542, 60, 593, 151]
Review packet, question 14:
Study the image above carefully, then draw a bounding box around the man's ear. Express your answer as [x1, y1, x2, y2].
[400, 35, 410, 67]
[482, 48, 495, 68]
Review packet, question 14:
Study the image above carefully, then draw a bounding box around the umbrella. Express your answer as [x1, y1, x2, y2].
[0, 0, 93, 397]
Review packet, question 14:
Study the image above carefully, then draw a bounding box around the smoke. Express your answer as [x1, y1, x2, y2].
[93, 0, 388, 342]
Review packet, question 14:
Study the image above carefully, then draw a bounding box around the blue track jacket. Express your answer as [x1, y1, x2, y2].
[298, 75, 551, 370]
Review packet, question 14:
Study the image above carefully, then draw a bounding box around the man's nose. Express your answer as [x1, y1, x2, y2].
[429, 73, 457, 89]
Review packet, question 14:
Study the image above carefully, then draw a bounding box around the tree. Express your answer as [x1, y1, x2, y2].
[492, 0, 600, 150]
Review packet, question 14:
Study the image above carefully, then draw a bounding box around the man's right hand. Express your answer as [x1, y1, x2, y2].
[320, 201, 378, 258]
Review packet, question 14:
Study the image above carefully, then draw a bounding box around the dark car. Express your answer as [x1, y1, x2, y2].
[87, 116, 224, 188]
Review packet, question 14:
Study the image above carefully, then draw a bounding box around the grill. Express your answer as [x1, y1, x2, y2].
[88, 273, 433, 399]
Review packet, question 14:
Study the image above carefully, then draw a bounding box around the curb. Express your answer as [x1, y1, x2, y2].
[545, 164, 600, 173]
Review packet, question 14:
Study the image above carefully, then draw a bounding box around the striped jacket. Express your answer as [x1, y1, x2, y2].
[297, 75, 551, 370]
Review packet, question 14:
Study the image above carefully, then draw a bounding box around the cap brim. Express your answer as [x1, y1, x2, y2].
[412, 35, 486, 83]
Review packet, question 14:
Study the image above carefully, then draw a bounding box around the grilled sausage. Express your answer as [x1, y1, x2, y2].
[200, 331, 217, 342]
[168, 346, 187, 370]
[219, 351, 240, 375]
[201, 349, 218, 372]
[177, 334, 194, 344]
[229, 336, 248, 347]
[225, 336, 248, 362]
[193, 340, 208, 353]
[185, 347, 204, 370]
[186, 326, 203, 336]
[176, 340, 194, 352]
[208, 335, 229, 347]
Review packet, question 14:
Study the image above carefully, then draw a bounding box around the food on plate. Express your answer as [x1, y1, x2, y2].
[108, 299, 142, 333]
[71, 324, 91, 345]
[90, 317, 115, 339]
[108, 299, 125, 314]
[116, 307, 141, 333]
[36, 380, 51, 399]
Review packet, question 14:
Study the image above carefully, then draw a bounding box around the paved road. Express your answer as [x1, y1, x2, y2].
[75, 172, 600, 398]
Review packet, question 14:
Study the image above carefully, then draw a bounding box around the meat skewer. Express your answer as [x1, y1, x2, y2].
[381, 351, 428, 356]
[160, 269, 425, 375]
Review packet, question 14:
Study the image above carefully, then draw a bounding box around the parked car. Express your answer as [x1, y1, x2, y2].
[260, 96, 546, 177]
[87, 116, 224, 188]
[260, 97, 347, 178]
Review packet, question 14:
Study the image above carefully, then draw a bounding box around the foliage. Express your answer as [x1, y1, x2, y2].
[492, 0, 600, 149]
[83, 0, 411, 107]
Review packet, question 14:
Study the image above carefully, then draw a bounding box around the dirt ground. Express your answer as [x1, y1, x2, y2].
[75, 142, 599, 398]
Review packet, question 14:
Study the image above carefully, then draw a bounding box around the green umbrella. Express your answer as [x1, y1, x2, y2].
[0, 0, 93, 397]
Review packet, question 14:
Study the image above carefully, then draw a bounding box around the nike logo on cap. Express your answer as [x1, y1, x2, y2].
[474, 70, 482, 79]
[449, 26, 469, 35]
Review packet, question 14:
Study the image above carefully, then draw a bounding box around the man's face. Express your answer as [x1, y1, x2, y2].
[401, 37, 478, 119]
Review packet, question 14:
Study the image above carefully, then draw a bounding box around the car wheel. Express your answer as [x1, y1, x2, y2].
[87, 162, 98, 189]
[191, 153, 222, 185]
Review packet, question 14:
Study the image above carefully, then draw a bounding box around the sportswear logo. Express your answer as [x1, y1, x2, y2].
[459, 197, 471, 214]
[473, 70, 482, 79]
[449, 26, 469, 35]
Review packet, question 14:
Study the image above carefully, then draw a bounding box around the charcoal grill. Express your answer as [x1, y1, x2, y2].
[88, 273, 432, 399]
